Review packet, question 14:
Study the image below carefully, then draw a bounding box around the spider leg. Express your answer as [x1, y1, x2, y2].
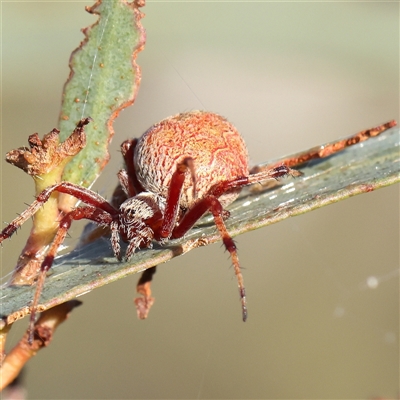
[171, 195, 247, 322]
[132, 157, 196, 319]
[28, 205, 113, 344]
[110, 220, 122, 261]
[250, 119, 396, 174]
[134, 266, 157, 319]
[120, 139, 145, 196]
[169, 165, 301, 321]
[204, 164, 300, 200]
[83, 140, 148, 248]
[117, 170, 133, 199]
[159, 157, 196, 239]
[0, 182, 117, 243]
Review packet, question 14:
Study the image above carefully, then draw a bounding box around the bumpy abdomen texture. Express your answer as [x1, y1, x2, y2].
[134, 111, 249, 209]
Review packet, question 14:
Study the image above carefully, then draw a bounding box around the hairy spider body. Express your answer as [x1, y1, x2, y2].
[134, 111, 249, 209]
[0, 110, 302, 342]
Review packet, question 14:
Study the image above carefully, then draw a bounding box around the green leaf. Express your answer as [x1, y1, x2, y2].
[1, 125, 398, 324]
[2, 0, 146, 288]
[59, 0, 146, 188]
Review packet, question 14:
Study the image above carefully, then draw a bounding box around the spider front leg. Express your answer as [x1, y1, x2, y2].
[28, 206, 114, 344]
[159, 157, 196, 239]
[171, 165, 299, 321]
[171, 194, 248, 321]
[0, 182, 117, 243]
[133, 157, 196, 319]
[0, 181, 117, 344]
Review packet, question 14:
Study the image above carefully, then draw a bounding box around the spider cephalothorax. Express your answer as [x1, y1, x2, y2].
[112, 193, 165, 260]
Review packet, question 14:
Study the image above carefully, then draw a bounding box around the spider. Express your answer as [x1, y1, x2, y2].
[1, 111, 395, 343]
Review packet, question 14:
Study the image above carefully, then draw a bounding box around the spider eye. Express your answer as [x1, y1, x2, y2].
[126, 208, 136, 217]
[122, 205, 140, 222]
[120, 195, 157, 222]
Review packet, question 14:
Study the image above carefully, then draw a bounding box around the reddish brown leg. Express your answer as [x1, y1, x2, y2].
[251, 120, 397, 174]
[121, 140, 157, 318]
[134, 266, 157, 319]
[171, 195, 247, 321]
[159, 157, 196, 239]
[170, 166, 301, 321]
[210, 198, 247, 321]
[120, 139, 145, 196]
[0, 182, 117, 243]
[28, 206, 113, 344]
[171, 165, 295, 239]
[133, 157, 196, 318]
[207, 164, 301, 199]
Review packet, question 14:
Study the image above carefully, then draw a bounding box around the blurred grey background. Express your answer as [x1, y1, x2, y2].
[1, 1, 399, 398]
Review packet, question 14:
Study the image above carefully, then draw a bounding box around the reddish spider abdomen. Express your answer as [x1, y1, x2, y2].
[134, 111, 249, 208]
